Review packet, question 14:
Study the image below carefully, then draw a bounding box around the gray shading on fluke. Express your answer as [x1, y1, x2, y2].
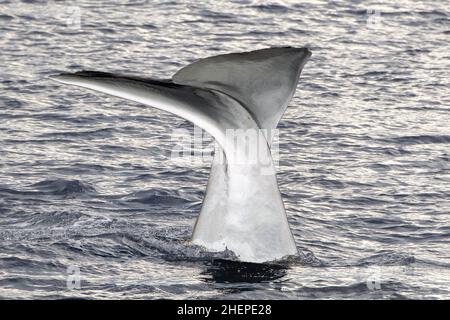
[50, 47, 311, 263]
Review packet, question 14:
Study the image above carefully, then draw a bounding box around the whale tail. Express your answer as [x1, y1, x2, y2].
[50, 47, 311, 263]
[173, 47, 311, 136]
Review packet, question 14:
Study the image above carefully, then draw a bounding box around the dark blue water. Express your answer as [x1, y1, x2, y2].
[0, 0, 449, 299]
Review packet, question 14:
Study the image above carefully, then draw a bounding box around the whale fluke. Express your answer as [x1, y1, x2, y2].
[173, 47, 311, 136]
[50, 47, 311, 263]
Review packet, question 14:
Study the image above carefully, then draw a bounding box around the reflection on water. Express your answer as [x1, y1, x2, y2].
[201, 259, 288, 284]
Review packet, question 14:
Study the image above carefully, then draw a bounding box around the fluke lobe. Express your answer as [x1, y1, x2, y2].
[50, 47, 311, 263]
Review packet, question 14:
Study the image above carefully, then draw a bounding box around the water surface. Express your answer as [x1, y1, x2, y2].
[0, 0, 449, 299]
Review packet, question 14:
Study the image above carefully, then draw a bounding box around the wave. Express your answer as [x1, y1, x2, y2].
[31, 179, 97, 197]
[250, 4, 290, 13]
[37, 128, 116, 139]
[356, 251, 415, 266]
[380, 135, 450, 145]
[120, 189, 192, 206]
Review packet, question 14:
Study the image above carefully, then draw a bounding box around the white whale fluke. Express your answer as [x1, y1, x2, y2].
[50, 47, 311, 263]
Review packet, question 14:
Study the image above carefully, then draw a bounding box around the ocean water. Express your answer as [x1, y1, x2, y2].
[0, 0, 449, 299]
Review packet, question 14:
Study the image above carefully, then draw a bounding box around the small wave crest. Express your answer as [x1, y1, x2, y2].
[31, 179, 96, 197]
[356, 251, 415, 266]
[380, 135, 450, 145]
[120, 189, 191, 207]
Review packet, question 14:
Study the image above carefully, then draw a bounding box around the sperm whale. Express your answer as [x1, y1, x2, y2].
[50, 47, 311, 263]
